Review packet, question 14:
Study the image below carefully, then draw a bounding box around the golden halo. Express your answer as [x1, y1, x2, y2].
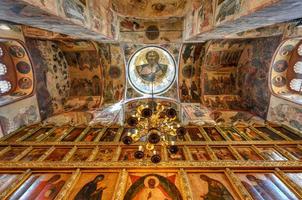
[144, 175, 160, 188]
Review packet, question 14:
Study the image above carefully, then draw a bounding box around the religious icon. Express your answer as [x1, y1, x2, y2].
[9, 173, 69, 199]
[221, 127, 246, 141]
[190, 147, 211, 161]
[69, 148, 92, 162]
[62, 128, 84, 142]
[187, 128, 206, 141]
[255, 127, 285, 140]
[168, 147, 186, 161]
[188, 173, 239, 200]
[203, 127, 225, 141]
[0, 174, 18, 193]
[81, 128, 101, 142]
[44, 148, 71, 161]
[93, 148, 115, 162]
[212, 147, 236, 160]
[74, 174, 106, 200]
[124, 173, 183, 200]
[258, 147, 288, 161]
[43, 126, 70, 142]
[238, 173, 299, 200]
[236, 127, 264, 141]
[283, 146, 302, 161]
[21, 148, 47, 161]
[100, 128, 117, 142]
[69, 173, 118, 199]
[25, 128, 51, 142]
[235, 147, 263, 161]
[0, 147, 26, 161]
[135, 50, 167, 83]
[286, 173, 302, 189]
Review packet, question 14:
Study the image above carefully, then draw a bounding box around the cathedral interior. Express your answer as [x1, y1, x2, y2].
[0, 0, 302, 199]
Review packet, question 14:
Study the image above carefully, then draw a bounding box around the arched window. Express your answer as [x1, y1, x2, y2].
[270, 38, 302, 104]
[0, 39, 34, 106]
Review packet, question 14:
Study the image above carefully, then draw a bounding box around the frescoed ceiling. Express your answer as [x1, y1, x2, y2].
[111, 0, 191, 19]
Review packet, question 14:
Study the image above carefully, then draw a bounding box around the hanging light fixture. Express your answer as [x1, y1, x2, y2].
[123, 58, 186, 163]
[123, 103, 186, 163]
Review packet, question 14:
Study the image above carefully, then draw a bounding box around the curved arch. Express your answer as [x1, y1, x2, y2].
[0, 38, 35, 107]
[269, 38, 302, 105]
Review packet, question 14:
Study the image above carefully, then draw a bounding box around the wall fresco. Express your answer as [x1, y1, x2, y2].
[43, 111, 93, 126]
[238, 36, 282, 118]
[112, 0, 190, 19]
[0, 0, 116, 42]
[179, 44, 204, 103]
[0, 95, 40, 135]
[119, 17, 183, 44]
[267, 95, 302, 131]
[26, 39, 70, 119]
[202, 40, 246, 110]
[97, 43, 125, 104]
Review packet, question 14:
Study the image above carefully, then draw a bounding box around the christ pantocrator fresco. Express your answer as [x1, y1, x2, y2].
[128, 46, 176, 95]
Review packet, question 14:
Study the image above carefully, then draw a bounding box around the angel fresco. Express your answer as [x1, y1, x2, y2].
[136, 50, 167, 83]
[74, 174, 106, 200]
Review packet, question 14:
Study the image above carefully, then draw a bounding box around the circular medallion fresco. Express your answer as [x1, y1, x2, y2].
[16, 61, 30, 74]
[272, 75, 286, 87]
[128, 46, 176, 95]
[9, 45, 25, 58]
[18, 77, 32, 89]
[273, 60, 288, 73]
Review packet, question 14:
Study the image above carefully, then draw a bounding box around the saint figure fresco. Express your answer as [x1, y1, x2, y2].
[135, 50, 167, 83]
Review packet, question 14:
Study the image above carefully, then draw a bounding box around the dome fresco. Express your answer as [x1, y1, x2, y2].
[127, 46, 176, 95]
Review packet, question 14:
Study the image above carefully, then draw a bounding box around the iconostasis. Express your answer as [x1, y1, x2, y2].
[0, 123, 301, 199]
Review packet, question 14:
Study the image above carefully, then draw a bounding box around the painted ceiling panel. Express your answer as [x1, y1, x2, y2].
[112, 0, 191, 19]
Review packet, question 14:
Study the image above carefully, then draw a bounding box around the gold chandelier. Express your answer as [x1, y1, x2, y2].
[122, 102, 187, 163]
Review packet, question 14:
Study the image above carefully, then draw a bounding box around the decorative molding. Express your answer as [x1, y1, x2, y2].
[56, 127, 74, 142]
[228, 145, 242, 161]
[275, 168, 302, 199]
[114, 127, 124, 142]
[16, 126, 42, 142]
[55, 169, 81, 200]
[225, 168, 253, 200]
[113, 146, 121, 161]
[87, 146, 99, 161]
[179, 169, 193, 200]
[62, 146, 77, 162]
[38, 146, 56, 161]
[94, 127, 107, 142]
[114, 169, 128, 200]
[266, 125, 292, 141]
[13, 146, 33, 161]
[74, 127, 91, 142]
[0, 160, 299, 169]
[0, 169, 31, 199]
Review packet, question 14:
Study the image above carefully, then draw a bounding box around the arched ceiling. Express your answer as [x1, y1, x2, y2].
[111, 0, 192, 19]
